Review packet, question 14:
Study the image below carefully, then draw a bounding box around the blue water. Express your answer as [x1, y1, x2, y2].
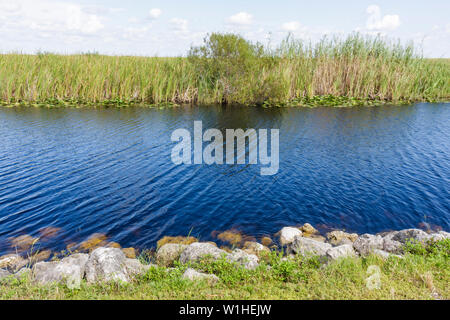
[0, 103, 449, 255]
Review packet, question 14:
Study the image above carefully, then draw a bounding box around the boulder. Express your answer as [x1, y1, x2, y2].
[0, 269, 11, 280]
[124, 258, 153, 277]
[278, 227, 302, 246]
[326, 231, 358, 246]
[61, 253, 89, 272]
[33, 260, 84, 289]
[300, 223, 318, 235]
[242, 241, 270, 257]
[122, 247, 137, 259]
[227, 249, 259, 270]
[14, 267, 32, 280]
[390, 229, 430, 244]
[182, 268, 219, 284]
[288, 236, 332, 257]
[353, 234, 384, 256]
[429, 231, 450, 242]
[156, 244, 187, 267]
[373, 249, 403, 260]
[85, 247, 128, 283]
[179, 243, 227, 264]
[382, 234, 404, 254]
[0, 254, 28, 271]
[326, 244, 356, 261]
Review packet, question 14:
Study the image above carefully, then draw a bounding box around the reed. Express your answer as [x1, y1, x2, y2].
[0, 33, 448, 107]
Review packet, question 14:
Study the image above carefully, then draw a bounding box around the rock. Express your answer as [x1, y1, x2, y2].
[8, 234, 39, 251]
[124, 258, 153, 277]
[0, 269, 11, 280]
[217, 230, 242, 246]
[303, 234, 327, 242]
[326, 231, 358, 245]
[122, 247, 136, 259]
[390, 229, 431, 244]
[85, 247, 128, 283]
[33, 260, 84, 289]
[30, 250, 52, 263]
[61, 253, 89, 272]
[157, 236, 198, 248]
[261, 237, 273, 246]
[156, 244, 187, 267]
[428, 231, 450, 242]
[288, 236, 332, 257]
[278, 227, 302, 246]
[382, 235, 404, 254]
[227, 249, 259, 270]
[326, 244, 356, 261]
[0, 254, 28, 271]
[182, 268, 219, 284]
[373, 249, 403, 260]
[300, 223, 318, 235]
[353, 234, 384, 256]
[79, 233, 108, 252]
[14, 267, 32, 280]
[242, 241, 270, 257]
[179, 243, 227, 264]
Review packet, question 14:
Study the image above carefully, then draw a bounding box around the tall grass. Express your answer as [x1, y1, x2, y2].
[0, 33, 449, 106]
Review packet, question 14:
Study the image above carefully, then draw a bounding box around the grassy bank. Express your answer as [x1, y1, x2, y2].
[1, 33, 449, 107]
[1, 240, 448, 300]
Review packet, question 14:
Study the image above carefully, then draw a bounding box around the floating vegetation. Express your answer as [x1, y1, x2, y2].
[78, 233, 108, 252]
[0, 33, 448, 107]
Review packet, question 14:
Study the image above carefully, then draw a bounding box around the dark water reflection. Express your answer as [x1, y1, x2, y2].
[0, 103, 449, 254]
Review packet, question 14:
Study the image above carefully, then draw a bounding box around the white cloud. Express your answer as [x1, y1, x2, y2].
[228, 12, 253, 26]
[282, 21, 301, 32]
[170, 18, 188, 33]
[366, 5, 400, 31]
[149, 8, 162, 19]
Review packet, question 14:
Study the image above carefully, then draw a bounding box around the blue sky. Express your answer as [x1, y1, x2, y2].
[1, 0, 449, 57]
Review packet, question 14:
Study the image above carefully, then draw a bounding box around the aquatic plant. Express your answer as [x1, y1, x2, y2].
[0, 33, 448, 107]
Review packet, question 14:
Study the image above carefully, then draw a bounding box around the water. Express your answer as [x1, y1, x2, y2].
[0, 103, 449, 255]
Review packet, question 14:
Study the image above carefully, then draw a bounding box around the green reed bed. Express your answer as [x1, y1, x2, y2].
[0, 33, 449, 107]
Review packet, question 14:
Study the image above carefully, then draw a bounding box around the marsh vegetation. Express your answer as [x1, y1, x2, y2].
[0, 33, 448, 107]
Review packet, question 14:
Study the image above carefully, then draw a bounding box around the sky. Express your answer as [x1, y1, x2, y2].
[0, 0, 449, 57]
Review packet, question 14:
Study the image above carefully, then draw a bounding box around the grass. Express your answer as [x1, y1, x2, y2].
[0, 33, 449, 107]
[1, 239, 448, 300]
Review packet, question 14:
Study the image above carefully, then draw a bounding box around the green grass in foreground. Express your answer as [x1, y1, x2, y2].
[1, 240, 448, 300]
[0, 33, 449, 107]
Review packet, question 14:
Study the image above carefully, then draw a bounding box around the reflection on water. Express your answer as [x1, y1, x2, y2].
[0, 103, 449, 255]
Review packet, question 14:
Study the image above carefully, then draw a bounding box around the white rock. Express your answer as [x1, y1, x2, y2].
[179, 243, 227, 264]
[373, 249, 403, 260]
[278, 227, 302, 246]
[85, 247, 128, 283]
[353, 234, 384, 256]
[156, 244, 187, 267]
[391, 229, 430, 244]
[0, 269, 11, 280]
[326, 244, 356, 261]
[227, 249, 259, 270]
[124, 258, 154, 277]
[182, 268, 219, 283]
[288, 236, 332, 257]
[33, 261, 84, 289]
[0, 254, 28, 271]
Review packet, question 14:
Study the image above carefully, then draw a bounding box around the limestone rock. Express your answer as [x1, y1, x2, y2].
[326, 244, 356, 261]
[227, 249, 259, 270]
[124, 258, 153, 277]
[373, 249, 403, 260]
[300, 223, 318, 235]
[0, 269, 11, 280]
[288, 236, 332, 257]
[156, 244, 187, 267]
[182, 268, 219, 283]
[14, 267, 32, 280]
[122, 247, 137, 259]
[390, 229, 431, 244]
[0, 254, 28, 271]
[326, 231, 358, 245]
[353, 234, 384, 256]
[242, 241, 270, 257]
[278, 227, 302, 246]
[85, 247, 128, 283]
[33, 260, 84, 289]
[382, 234, 404, 254]
[179, 243, 227, 264]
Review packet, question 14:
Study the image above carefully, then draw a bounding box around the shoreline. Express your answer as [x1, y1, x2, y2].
[1, 224, 449, 300]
